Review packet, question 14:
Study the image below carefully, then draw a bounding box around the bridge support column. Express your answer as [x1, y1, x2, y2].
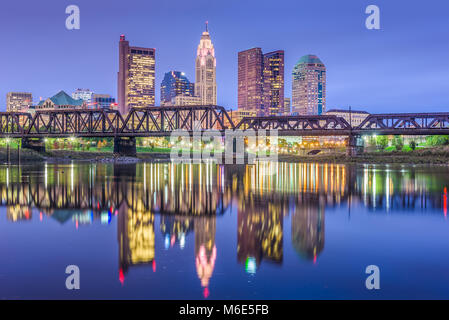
[114, 137, 136, 157]
[22, 138, 46, 153]
[346, 134, 364, 157]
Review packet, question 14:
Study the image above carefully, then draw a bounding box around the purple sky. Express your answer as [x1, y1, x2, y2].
[0, 0, 448, 113]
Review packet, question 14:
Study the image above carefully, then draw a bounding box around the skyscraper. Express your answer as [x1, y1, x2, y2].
[160, 71, 195, 105]
[238, 48, 284, 116]
[238, 48, 264, 114]
[292, 54, 326, 115]
[195, 22, 217, 105]
[118, 35, 156, 114]
[263, 50, 284, 116]
[284, 97, 291, 115]
[6, 92, 32, 112]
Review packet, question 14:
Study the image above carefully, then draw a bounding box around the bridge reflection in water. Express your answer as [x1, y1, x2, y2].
[0, 161, 447, 294]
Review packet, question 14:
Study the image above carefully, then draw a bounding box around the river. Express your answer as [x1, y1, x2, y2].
[0, 161, 448, 299]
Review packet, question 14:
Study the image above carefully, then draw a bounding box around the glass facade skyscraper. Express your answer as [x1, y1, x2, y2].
[263, 50, 285, 116]
[292, 54, 326, 115]
[238, 48, 284, 116]
[238, 48, 264, 114]
[160, 71, 195, 105]
[118, 35, 156, 114]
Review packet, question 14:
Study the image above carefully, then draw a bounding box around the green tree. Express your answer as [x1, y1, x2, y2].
[392, 136, 404, 151]
[376, 136, 389, 150]
[426, 135, 449, 146]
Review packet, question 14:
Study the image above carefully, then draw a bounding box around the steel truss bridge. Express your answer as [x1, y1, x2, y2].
[0, 106, 448, 138]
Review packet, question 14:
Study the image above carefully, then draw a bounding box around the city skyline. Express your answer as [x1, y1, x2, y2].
[0, 0, 448, 113]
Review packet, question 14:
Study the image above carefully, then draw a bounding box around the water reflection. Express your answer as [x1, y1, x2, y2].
[0, 162, 447, 298]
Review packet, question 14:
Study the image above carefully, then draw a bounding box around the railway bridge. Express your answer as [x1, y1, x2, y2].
[0, 105, 448, 157]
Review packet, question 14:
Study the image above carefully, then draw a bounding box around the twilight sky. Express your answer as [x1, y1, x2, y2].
[0, 0, 448, 113]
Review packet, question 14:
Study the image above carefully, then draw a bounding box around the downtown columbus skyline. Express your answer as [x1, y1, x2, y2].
[0, 0, 448, 113]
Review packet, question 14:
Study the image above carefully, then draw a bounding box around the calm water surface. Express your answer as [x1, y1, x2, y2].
[0, 161, 448, 299]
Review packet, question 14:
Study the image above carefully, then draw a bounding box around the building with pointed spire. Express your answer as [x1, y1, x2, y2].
[195, 22, 217, 105]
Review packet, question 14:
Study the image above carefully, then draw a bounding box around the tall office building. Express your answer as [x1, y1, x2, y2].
[118, 35, 156, 114]
[195, 23, 217, 105]
[161, 71, 195, 105]
[292, 54, 326, 115]
[6, 92, 32, 112]
[263, 51, 284, 116]
[238, 48, 284, 116]
[284, 97, 291, 115]
[238, 48, 264, 114]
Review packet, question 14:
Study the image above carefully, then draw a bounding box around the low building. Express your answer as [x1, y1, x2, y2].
[72, 89, 94, 103]
[6, 92, 33, 112]
[35, 91, 85, 111]
[325, 109, 370, 127]
[226, 109, 257, 127]
[91, 94, 117, 110]
[162, 95, 202, 107]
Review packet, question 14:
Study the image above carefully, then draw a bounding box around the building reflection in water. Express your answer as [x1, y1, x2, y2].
[194, 216, 216, 298]
[291, 202, 324, 263]
[160, 216, 193, 250]
[0, 161, 448, 292]
[237, 198, 284, 273]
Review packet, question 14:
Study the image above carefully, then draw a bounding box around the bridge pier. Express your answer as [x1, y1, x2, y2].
[346, 135, 364, 157]
[114, 137, 136, 157]
[22, 138, 46, 153]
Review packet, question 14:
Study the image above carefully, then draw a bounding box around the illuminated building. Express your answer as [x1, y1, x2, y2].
[226, 109, 257, 127]
[160, 71, 196, 106]
[238, 48, 263, 115]
[166, 95, 202, 106]
[195, 22, 217, 105]
[238, 48, 284, 116]
[263, 50, 285, 115]
[284, 97, 291, 115]
[118, 35, 156, 114]
[292, 54, 326, 115]
[6, 92, 32, 112]
[325, 109, 370, 127]
[72, 89, 93, 103]
[35, 90, 85, 110]
[92, 94, 116, 110]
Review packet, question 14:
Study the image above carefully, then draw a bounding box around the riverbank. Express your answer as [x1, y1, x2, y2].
[1, 147, 449, 165]
[278, 148, 449, 164]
